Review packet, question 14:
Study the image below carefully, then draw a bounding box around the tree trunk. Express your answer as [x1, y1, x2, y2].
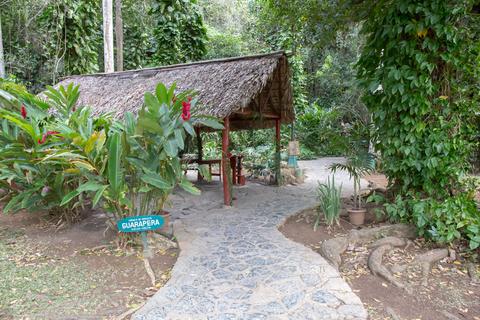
[114, 0, 123, 71]
[102, 0, 114, 73]
[0, 15, 5, 79]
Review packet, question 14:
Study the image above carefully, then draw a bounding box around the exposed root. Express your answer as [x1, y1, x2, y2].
[368, 244, 409, 292]
[414, 248, 448, 286]
[349, 224, 416, 243]
[115, 301, 146, 320]
[319, 224, 415, 269]
[368, 236, 408, 249]
[143, 257, 156, 287]
[466, 262, 479, 285]
[151, 232, 178, 250]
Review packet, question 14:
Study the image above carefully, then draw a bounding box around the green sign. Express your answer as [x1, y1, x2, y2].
[117, 215, 164, 233]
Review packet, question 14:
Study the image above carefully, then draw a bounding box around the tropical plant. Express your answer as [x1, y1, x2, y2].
[71, 83, 222, 237]
[330, 152, 374, 210]
[0, 83, 111, 222]
[315, 176, 342, 230]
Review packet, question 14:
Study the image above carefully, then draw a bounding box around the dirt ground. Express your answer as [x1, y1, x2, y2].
[280, 204, 480, 320]
[0, 209, 178, 319]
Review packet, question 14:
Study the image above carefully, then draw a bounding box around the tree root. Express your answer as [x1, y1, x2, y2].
[319, 224, 415, 269]
[115, 301, 146, 320]
[368, 244, 410, 292]
[143, 257, 156, 287]
[467, 262, 479, 285]
[391, 248, 449, 287]
[414, 248, 448, 286]
[368, 236, 409, 249]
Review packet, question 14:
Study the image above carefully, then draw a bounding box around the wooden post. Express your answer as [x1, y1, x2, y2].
[195, 127, 203, 161]
[275, 118, 281, 185]
[222, 118, 231, 205]
[195, 127, 203, 181]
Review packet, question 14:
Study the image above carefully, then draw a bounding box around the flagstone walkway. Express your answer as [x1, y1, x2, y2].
[134, 158, 368, 320]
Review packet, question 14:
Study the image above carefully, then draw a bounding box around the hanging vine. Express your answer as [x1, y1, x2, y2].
[40, 0, 101, 80]
[149, 0, 207, 65]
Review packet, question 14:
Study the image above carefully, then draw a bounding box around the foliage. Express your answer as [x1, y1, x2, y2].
[356, 0, 480, 248]
[71, 83, 222, 233]
[330, 152, 375, 209]
[0, 83, 111, 222]
[296, 105, 350, 156]
[385, 193, 480, 250]
[357, 0, 479, 197]
[0, 81, 222, 235]
[149, 0, 207, 65]
[40, 0, 101, 80]
[315, 176, 342, 230]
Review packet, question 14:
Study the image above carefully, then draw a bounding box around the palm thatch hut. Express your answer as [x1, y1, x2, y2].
[54, 51, 294, 205]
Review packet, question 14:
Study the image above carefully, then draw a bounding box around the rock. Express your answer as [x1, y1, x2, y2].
[320, 236, 349, 269]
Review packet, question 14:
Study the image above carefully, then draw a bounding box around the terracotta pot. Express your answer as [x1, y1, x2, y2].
[348, 208, 366, 226]
[158, 210, 171, 233]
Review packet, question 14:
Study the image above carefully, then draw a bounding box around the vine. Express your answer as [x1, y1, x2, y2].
[357, 0, 480, 248]
[41, 0, 101, 80]
[149, 0, 207, 65]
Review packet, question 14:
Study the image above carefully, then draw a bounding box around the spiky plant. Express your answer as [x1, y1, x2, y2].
[315, 176, 342, 230]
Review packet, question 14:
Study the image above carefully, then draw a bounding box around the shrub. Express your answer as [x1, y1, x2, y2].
[315, 176, 342, 230]
[356, 1, 480, 249]
[0, 83, 108, 222]
[386, 194, 480, 250]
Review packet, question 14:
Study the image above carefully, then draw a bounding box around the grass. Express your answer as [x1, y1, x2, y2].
[0, 227, 110, 319]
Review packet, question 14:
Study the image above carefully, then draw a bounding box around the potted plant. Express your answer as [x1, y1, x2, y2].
[329, 152, 375, 225]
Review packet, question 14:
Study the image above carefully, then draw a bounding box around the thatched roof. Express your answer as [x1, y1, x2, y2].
[53, 51, 294, 131]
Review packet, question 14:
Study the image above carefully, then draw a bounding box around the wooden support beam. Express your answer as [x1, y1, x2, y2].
[222, 117, 231, 205]
[195, 127, 203, 181]
[275, 118, 281, 185]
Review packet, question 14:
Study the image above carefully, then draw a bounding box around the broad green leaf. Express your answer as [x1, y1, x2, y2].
[60, 190, 80, 206]
[179, 178, 201, 195]
[92, 186, 108, 208]
[140, 172, 172, 190]
[196, 118, 224, 130]
[77, 181, 104, 192]
[107, 133, 123, 197]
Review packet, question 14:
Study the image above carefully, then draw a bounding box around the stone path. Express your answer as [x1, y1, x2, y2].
[134, 158, 367, 320]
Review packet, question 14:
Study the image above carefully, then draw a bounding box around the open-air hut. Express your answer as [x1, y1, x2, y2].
[54, 51, 294, 205]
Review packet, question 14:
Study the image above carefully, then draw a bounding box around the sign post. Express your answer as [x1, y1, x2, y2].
[117, 215, 165, 258]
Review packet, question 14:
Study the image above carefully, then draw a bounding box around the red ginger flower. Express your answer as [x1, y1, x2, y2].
[21, 105, 27, 119]
[38, 131, 61, 144]
[182, 111, 191, 121]
[181, 101, 191, 121]
[38, 134, 47, 144]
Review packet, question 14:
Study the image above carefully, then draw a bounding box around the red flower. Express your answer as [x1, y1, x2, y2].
[38, 131, 61, 144]
[187, 96, 192, 102]
[181, 101, 191, 121]
[181, 111, 191, 121]
[38, 134, 47, 144]
[21, 105, 27, 119]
